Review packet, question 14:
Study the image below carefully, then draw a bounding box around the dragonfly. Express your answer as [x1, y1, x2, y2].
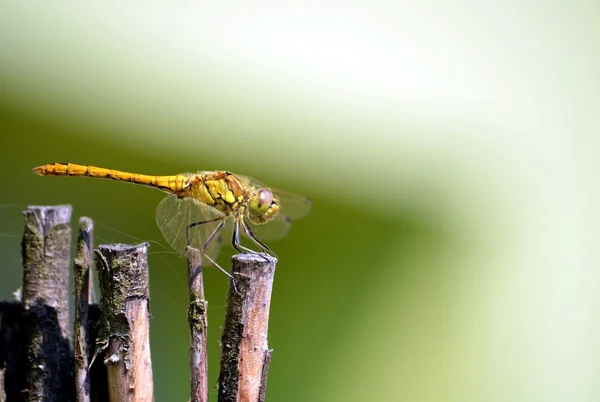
[33, 162, 311, 279]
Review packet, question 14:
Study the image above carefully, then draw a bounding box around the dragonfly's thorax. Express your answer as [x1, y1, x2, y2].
[183, 171, 249, 215]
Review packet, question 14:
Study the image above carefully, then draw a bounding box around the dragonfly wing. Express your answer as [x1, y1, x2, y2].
[156, 194, 233, 263]
[247, 213, 291, 241]
[273, 188, 312, 221]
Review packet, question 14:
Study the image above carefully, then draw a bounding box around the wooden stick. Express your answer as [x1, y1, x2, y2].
[73, 217, 94, 402]
[186, 247, 209, 402]
[21, 205, 74, 401]
[218, 253, 277, 402]
[95, 243, 154, 402]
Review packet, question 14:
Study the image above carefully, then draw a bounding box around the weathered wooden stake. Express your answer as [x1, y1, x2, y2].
[218, 253, 277, 402]
[95, 243, 153, 402]
[21, 205, 74, 401]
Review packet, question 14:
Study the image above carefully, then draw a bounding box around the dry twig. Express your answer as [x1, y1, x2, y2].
[95, 243, 153, 402]
[186, 246, 209, 402]
[218, 253, 277, 402]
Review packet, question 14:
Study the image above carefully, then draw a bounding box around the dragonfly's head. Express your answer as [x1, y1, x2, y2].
[247, 188, 280, 224]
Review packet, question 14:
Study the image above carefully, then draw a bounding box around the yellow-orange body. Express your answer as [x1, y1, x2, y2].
[33, 162, 253, 217]
[31, 161, 311, 274]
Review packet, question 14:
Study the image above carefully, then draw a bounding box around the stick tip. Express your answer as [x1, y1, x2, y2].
[78, 216, 94, 232]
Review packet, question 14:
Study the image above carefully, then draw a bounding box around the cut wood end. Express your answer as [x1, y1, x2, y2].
[24, 205, 73, 225]
[96, 242, 149, 253]
[232, 253, 278, 264]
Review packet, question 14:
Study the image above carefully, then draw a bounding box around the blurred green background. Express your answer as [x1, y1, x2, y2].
[1, 2, 599, 401]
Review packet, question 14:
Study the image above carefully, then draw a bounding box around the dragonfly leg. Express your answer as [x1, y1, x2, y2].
[231, 220, 244, 254]
[232, 219, 263, 255]
[185, 217, 223, 246]
[242, 220, 278, 259]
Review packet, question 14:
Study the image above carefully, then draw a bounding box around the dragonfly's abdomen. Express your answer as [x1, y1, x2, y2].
[33, 162, 189, 194]
[187, 171, 247, 214]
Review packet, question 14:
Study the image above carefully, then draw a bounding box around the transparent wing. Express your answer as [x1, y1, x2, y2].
[273, 188, 312, 221]
[247, 213, 291, 242]
[155, 194, 233, 263]
[238, 175, 312, 242]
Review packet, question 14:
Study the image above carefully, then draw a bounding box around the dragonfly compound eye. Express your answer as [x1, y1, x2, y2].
[249, 188, 273, 217]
